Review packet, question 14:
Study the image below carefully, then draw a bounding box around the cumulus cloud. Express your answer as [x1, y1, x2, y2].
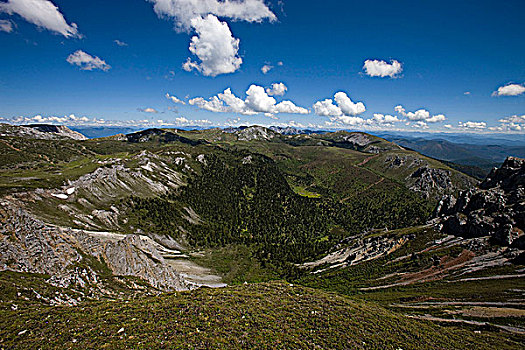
[266, 82, 287, 96]
[412, 121, 429, 129]
[312, 92, 366, 120]
[492, 83, 525, 97]
[312, 99, 342, 117]
[10, 114, 97, 125]
[274, 101, 308, 114]
[369, 113, 400, 125]
[261, 64, 272, 74]
[426, 114, 446, 123]
[149, 1, 276, 77]
[165, 93, 186, 104]
[499, 115, 525, 124]
[334, 92, 366, 116]
[245, 84, 276, 112]
[0, 0, 80, 38]
[182, 15, 242, 77]
[312, 92, 404, 128]
[313, 92, 367, 121]
[174, 116, 212, 126]
[0, 19, 14, 33]
[138, 107, 159, 113]
[394, 105, 445, 123]
[489, 114, 525, 132]
[189, 83, 308, 116]
[458, 121, 486, 129]
[114, 39, 128, 47]
[218, 88, 253, 114]
[148, 0, 276, 31]
[363, 59, 402, 78]
[189, 96, 228, 113]
[7, 114, 214, 127]
[66, 50, 111, 71]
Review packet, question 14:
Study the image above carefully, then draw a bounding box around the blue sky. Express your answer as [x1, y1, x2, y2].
[0, 0, 524, 133]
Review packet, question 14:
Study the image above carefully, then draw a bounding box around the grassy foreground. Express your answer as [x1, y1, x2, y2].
[0, 281, 519, 349]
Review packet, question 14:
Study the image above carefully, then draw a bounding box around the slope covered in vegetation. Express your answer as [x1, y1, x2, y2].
[1, 281, 520, 349]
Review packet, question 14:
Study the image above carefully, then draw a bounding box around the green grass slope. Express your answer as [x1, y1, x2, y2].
[0, 281, 518, 350]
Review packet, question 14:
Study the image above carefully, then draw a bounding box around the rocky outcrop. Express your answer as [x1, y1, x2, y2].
[234, 126, 277, 141]
[408, 167, 453, 199]
[0, 200, 189, 295]
[336, 133, 372, 147]
[300, 231, 415, 272]
[434, 157, 525, 248]
[0, 123, 87, 140]
[385, 154, 424, 169]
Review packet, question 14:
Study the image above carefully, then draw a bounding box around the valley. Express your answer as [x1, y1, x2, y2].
[0, 124, 523, 348]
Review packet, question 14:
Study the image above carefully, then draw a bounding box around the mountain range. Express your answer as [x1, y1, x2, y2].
[0, 123, 523, 348]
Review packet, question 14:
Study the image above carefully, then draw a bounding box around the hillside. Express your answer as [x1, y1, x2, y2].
[0, 124, 523, 348]
[380, 134, 525, 178]
[0, 281, 520, 349]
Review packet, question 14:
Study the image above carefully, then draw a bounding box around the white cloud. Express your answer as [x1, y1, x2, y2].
[148, 0, 276, 31]
[189, 96, 227, 113]
[412, 121, 429, 129]
[335, 115, 365, 126]
[274, 101, 308, 114]
[499, 115, 525, 124]
[426, 114, 446, 123]
[189, 84, 308, 116]
[266, 82, 287, 96]
[458, 121, 486, 129]
[66, 50, 111, 71]
[313, 99, 342, 117]
[313, 92, 366, 120]
[312, 93, 403, 127]
[7, 114, 214, 127]
[369, 113, 400, 125]
[138, 108, 159, 113]
[0, 19, 14, 33]
[166, 93, 186, 104]
[182, 15, 242, 77]
[114, 39, 128, 47]
[492, 83, 525, 97]
[312, 92, 366, 121]
[218, 88, 253, 114]
[261, 64, 273, 74]
[0, 0, 80, 38]
[245, 84, 276, 113]
[363, 59, 402, 78]
[490, 114, 525, 132]
[148, 1, 275, 77]
[11, 114, 94, 125]
[444, 124, 453, 129]
[173, 116, 212, 126]
[464, 91, 471, 95]
[334, 92, 366, 116]
[394, 105, 446, 123]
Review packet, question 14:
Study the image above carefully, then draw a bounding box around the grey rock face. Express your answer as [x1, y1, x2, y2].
[385, 155, 423, 169]
[235, 126, 276, 141]
[0, 200, 189, 293]
[409, 167, 453, 199]
[434, 157, 525, 247]
[337, 133, 372, 147]
[0, 123, 87, 140]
